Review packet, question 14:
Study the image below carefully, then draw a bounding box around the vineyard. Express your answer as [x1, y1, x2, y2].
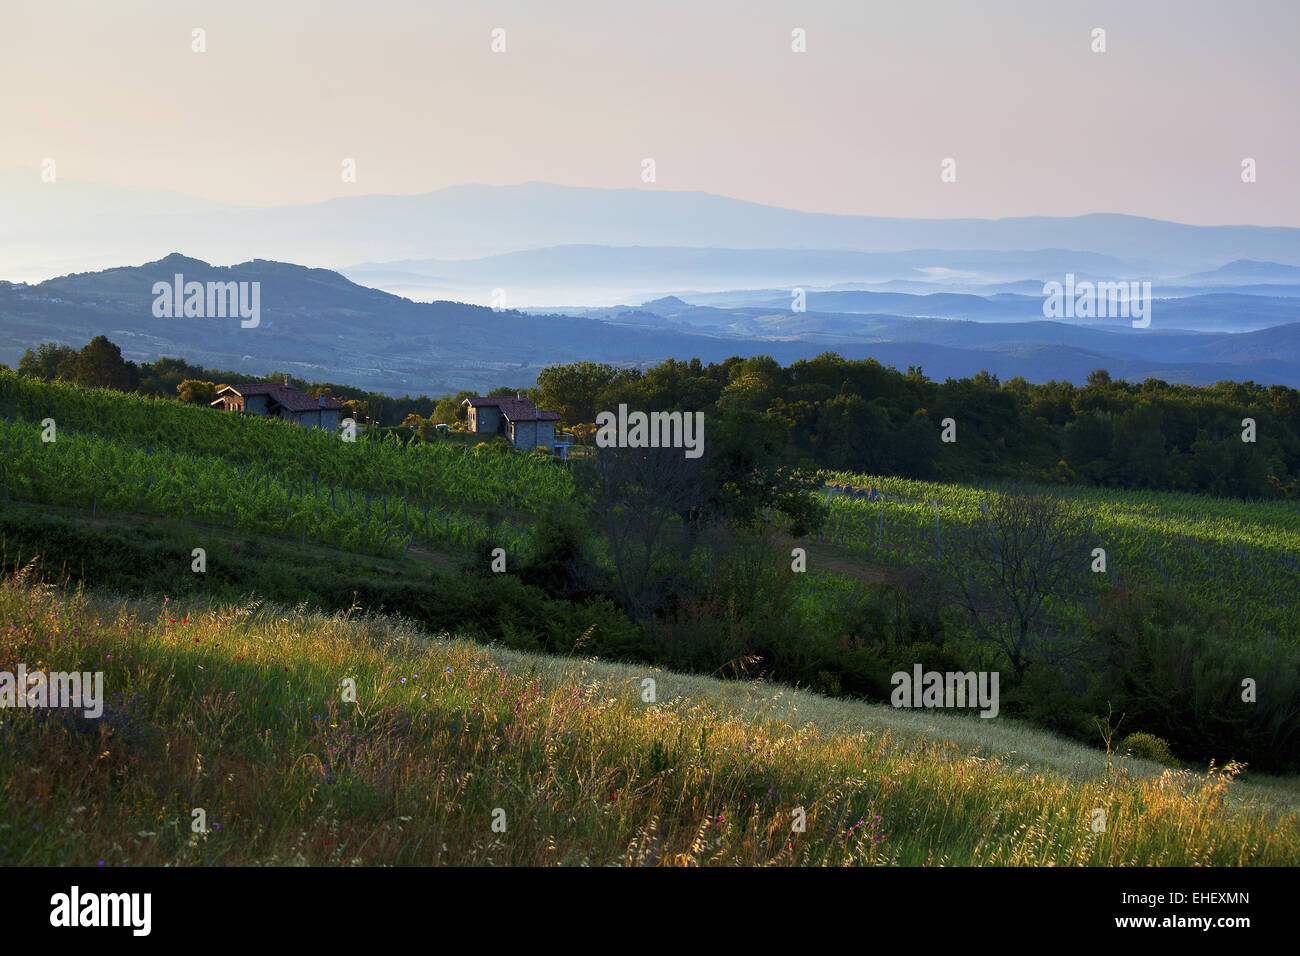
[5, 370, 1300, 648]
[813, 468, 1300, 646]
[0, 373, 569, 559]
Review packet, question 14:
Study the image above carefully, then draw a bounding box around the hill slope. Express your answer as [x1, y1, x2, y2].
[9, 256, 1300, 391]
[2, 574, 1295, 866]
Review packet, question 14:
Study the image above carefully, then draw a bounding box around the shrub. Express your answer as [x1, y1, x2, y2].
[811, 670, 842, 698]
[516, 502, 603, 600]
[1001, 663, 1098, 739]
[1119, 732, 1180, 767]
[1091, 584, 1300, 773]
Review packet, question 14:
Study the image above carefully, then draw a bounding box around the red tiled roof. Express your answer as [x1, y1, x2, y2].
[463, 396, 560, 422]
[215, 383, 344, 412]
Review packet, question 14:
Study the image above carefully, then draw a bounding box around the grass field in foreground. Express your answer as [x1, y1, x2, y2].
[2, 572, 1297, 866]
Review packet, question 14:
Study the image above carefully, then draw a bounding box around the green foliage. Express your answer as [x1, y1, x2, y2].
[516, 502, 602, 600]
[814, 468, 1300, 651]
[176, 379, 217, 404]
[0, 501, 639, 663]
[18, 336, 137, 391]
[532, 352, 1299, 499]
[1118, 732, 1180, 768]
[700, 408, 828, 533]
[535, 361, 621, 429]
[1090, 586, 1300, 773]
[18, 337, 1300, 496]
[999, 664, 1095, 740]
[16, 342, 77, 381]
[7, 362, 1300, 776]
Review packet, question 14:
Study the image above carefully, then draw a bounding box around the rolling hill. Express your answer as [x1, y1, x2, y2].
[7, 254, 1300, 393]
[3, 572, 1294, 866]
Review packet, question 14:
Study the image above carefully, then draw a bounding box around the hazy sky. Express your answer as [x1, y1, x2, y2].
[4, 0, 1298, 224]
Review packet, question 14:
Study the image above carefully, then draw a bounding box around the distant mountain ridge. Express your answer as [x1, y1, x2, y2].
[5, 174, 1300, 282]
[1181, 259, 1300, 283]
[623, 288, 1300, 332]
[5, 254, 1300, 394]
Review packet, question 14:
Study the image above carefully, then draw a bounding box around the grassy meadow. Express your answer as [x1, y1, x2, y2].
[2, 570, 1296, 867]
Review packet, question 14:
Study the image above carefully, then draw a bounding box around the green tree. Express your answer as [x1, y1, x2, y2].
[1111, 402, 1167, 487]
[64, 336, 136, 390]
[700, 408, 825, 536]
[944, 488, 1098, 675]
[717, 356, 782, 414]
[815, 394, 894, 473]
[536, 361, 620, 427]
[1063, 410, 1114, 483]
[176, 379, 217, 404]
[429, 397, 460, 425]
[17, 342, 76, 380]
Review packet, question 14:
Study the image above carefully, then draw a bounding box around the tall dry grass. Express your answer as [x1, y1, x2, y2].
[1, 569, 1295, 866]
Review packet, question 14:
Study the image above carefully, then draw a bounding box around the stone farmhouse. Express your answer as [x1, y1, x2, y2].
[463, 393, 560, 450]
[210, 376, 345, 431]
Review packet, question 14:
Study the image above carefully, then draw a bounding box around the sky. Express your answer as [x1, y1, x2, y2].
[2, 0, 1298, 224]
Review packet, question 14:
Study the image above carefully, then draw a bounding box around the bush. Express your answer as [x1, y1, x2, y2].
[1000, 663, 1097, 739]
[1118, 732, 1180, 767]
[516, 502, 603, 600]
[811, 670, 842, 698]
[1091, 584, 1300, 773]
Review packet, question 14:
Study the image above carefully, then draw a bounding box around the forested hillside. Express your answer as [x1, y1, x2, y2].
[17, 338, 1300, 498]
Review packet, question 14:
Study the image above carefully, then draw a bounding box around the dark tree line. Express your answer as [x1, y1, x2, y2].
[535, 355, 1300, 499]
